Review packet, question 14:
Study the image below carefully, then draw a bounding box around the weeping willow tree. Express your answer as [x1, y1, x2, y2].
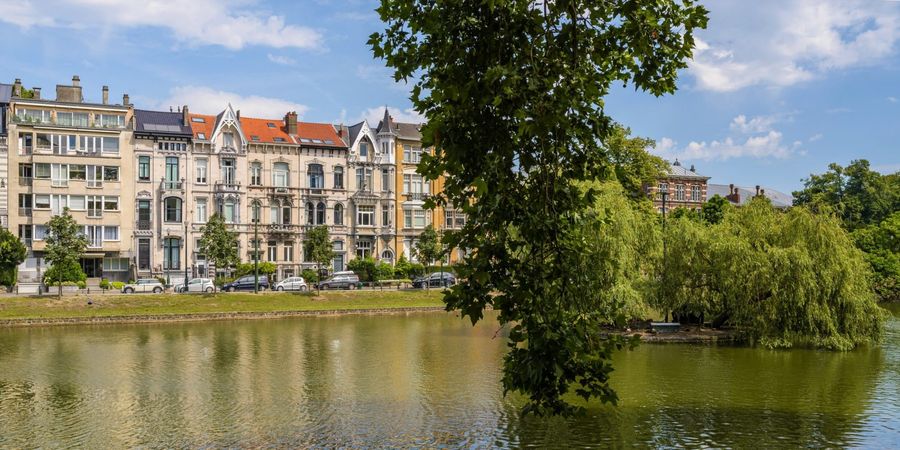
[658, 198, 886, 350]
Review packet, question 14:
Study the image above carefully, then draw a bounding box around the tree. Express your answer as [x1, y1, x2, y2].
[701, 194, 730, 225]
[372, 0, 708, 415]
[0, 227, 27, 288]
[44, 208, 88, 299]
[603, 125, 669, 199]
[793, 160, 898, 231]
[413, 225, 442, 267]
[198, 213, 239, 291]
[304, 225, 334, 292]
[852, 212, 900, 302]
[658, 198, 886, 350]
[234, 261, 277, 278]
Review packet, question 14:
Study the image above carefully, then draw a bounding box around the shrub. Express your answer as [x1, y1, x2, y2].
[99, 278, 110, 289]
[76, 280, 86, 289]
[0, 267, 17, 287]
[301, 269, 319, 283]
[233, 261, 276, 278]
[43, 261, 86, 285]
[111, 281, 125, 290]
[373, 262, 395, 281]
[214, 276, 234, 287]
[348, 256, 378, 281]
[408, 262, 426, 278]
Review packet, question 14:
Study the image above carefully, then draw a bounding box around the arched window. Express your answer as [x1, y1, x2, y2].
[334, 203, 344, 225]
[273, 162, 289, 187]
[381, 248, 394, 264]
[308, 164, 324, 188]
[333, 166, 344, 189]
[164, 197, 182, 222]
[282, 201, 292, 225]
[316, 202, 326, 225]
[306, 202, 314, 225]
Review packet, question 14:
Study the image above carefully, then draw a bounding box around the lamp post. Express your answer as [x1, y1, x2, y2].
[184, 208, 190, 293]
[252, 200, 260, 294]
[660, 190, 669, 322]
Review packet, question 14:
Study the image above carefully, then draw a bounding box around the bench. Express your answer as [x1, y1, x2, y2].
[650, 322, 681, 333]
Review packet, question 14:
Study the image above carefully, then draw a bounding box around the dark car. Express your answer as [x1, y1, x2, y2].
[222, 275, 269, 292]
[412, 272, 456, 289]
[317, 272, 361, 290]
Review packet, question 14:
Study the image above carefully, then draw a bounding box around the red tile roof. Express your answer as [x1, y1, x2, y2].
[188, 113, 346, 148]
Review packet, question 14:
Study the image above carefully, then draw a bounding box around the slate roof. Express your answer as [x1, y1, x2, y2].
[134, 109, 193, 136]
[188, 112, 347, 148]
[375, 108, 424, 141]
[707, 183, 793, 208]
[0, 83, 12, 104]
[347, 121, 365, 146]
[666, 160, 709, 180]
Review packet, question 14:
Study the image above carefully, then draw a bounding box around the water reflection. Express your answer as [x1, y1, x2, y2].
[0, 310, 896, 448]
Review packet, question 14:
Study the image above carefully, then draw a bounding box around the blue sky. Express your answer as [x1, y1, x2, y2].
[0, 0, 898, 194]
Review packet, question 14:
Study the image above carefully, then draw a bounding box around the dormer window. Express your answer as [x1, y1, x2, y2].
[197, 133, 206, 140]
[223, 132, 235, 148]
[359, 142, 368, 156]
[267, 123, 276, 128]
[191, 117, 205, 123]
[274, 137, 285, 143]
[251, 135, 260, 142]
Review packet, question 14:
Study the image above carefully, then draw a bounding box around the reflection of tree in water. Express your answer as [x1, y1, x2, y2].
[504, 342, 886, 448]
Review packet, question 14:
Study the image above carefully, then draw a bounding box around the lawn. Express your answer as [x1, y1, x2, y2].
[0, 290, 447, 320]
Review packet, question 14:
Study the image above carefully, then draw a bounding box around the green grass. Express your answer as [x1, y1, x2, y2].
[0, 290, 447, 320]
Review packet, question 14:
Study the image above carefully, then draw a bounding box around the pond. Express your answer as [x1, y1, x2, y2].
[0, 306, 897, 448]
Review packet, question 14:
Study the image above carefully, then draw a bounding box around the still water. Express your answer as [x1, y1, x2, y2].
[0, 306, 898, 448]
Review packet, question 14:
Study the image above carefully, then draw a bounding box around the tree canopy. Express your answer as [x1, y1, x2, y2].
[372, 0, 708, 415]
[413, 225, 442, 267]
[44, 208, 88, 299]
[199, 214, 239, 282]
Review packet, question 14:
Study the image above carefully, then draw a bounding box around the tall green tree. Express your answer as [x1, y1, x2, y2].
[198, 213, 239, 290]
[852, 212, 900, 302]
[44, 208, 88, 299]
[793, 160, 898, 231]
[603, 125, 669, 199]
[372, 0, 708, 415]
[304, 225, 334, 292]
[413, 225, 442, 267]
[0, 227, 27, 287]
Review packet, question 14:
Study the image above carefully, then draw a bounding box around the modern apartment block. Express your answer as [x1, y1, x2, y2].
[7, 76, 134, 282]
[1, 76, 463, 285]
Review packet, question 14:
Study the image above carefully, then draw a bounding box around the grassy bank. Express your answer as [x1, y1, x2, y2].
[0, 290, 446, 321]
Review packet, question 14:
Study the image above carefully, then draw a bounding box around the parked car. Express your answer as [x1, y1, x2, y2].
[174, 278, 215, 293]
[221, 275, 269, 292]
[121, 278, 165, 294]
[317, 272, 361, 290]
[412, 272, 456, 289]
[274, 276, 308, 292]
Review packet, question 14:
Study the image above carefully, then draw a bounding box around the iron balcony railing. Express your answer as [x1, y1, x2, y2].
[136, 219, 152, 230]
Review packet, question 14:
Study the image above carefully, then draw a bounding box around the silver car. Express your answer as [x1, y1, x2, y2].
[175, 278, 215, 293]
[122, 278, 165, 294]
[274, 276, 308, 292]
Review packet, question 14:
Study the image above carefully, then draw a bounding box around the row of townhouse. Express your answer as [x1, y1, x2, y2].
[3, 76, 464, 284]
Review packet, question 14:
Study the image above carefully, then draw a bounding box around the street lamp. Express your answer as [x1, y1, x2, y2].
[251, 199, 261, 293]
[184, 207, 191, 293]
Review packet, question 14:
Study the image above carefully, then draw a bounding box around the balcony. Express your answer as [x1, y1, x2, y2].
[404, 192, 430, 201]
[137, 219, 152, 231]
[19, 177, 32, 186]
[160, 178, 184, 191]
[268, 186, 293, 196]
[18, 208, 32, 217]
[267, 223, 297, 234]
[215, 181, 242, 193]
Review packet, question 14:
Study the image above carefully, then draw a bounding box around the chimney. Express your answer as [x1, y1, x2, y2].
[182, 105, 190, 127]
[760, 188, 765, 197]
[285, 111, 298, 135]
[690, 164, 695, 172]
[56, 77, 83, 102]
[122, 93, 130, 106]
[102, 86, 109, 105]
[12, 78, 22, 97]
[72, 75, 80, 86]
[755, 185, 760, 196]
[32, 87, 41, 100]
[236, 110, 241, 121]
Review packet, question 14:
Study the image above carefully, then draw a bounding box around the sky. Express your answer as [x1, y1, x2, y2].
[0, 0, 898, 194]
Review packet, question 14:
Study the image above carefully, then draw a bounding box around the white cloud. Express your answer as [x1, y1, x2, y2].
[359, 106, 424, 126]
[267, 54, 297, 66]
[888, 96, 898, 103]
[159, 86, 309, 119]
[0, 0, 322, 50]
[808, 133, 823, 142]
[652, 115, 801, 161]
[689, 1, 900, 91]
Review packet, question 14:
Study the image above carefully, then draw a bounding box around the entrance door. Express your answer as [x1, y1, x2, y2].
[80, 258, 102, 278]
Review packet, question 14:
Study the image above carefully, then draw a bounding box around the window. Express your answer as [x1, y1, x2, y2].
[165, 197, 182, 222]
[356, 168, 372, 191]
[196, 198, 207, 223]
[34, 195, 50, 209]
[137, 200, 151, 229]
[357, 205, 375, 226]
[191, 117, 206, 123]
[268, 241, 278, 262]
[334, 203, 344, 225]
[251, 135, 260, 142]
[51, 164, 68, 187]
[691, 185, 701, 202]
[675, 184, 685, 201]
[103, 258, 129, 272]
[103, 226, 119, 241]
[359, 142, 368, 156]
[403, 145, 423, 163]
[69, 195, 85, 211]
[103, 166, 119, 182]
[138, 156, 151, 181]
[87, 196, 102, 217]
[404, 209, 427, 229]
[138, 239, 151, 270]
[69, 164, 86, 181]
[101, 137, 119, 154]
[84, 226, 102, 248]
[382, 169, 391, 192]
[16, 108, 51, 124]
[267, 123, 276, 128]
[308, 164, 324, 188]
[96, 114, 125, 128]
[273, 162, 289, 187]
[250, 162, 262, 186]
[87, 165, 102, 188]
[381, 249, 394, 264]
[34, 164, 50, 179]
[103, 196, 119, 211]
[158, 142, 186, 151]
[306, 202, 314, 225]
[356, 240, 372, 258]
[163, 238, 181, 270]
[316, 202, 326, 225]
[333, 166, 344, 189]
[196, 159, 207, 183]
[283, 202, 292, 225]
[223, 132, 234, 148]
[19, 133, 33, 154]
[284, 242, 294, 262]
[658, 182, 668, 196]
[273, 137, 285, 143]
[222, 158, 236, 185]
[197, 133, 206, 140]
[165, 157, 179, 184]
[382, 204, 391, 226]
[221, 199, 236, 223]
[403, 174, 429, 194]
[251, 202, 262, 224]
[33, 225, 47, 241]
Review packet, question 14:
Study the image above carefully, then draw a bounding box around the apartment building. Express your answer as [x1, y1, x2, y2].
[7, 76, 134, 282]
[0, 82, 11, 230]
